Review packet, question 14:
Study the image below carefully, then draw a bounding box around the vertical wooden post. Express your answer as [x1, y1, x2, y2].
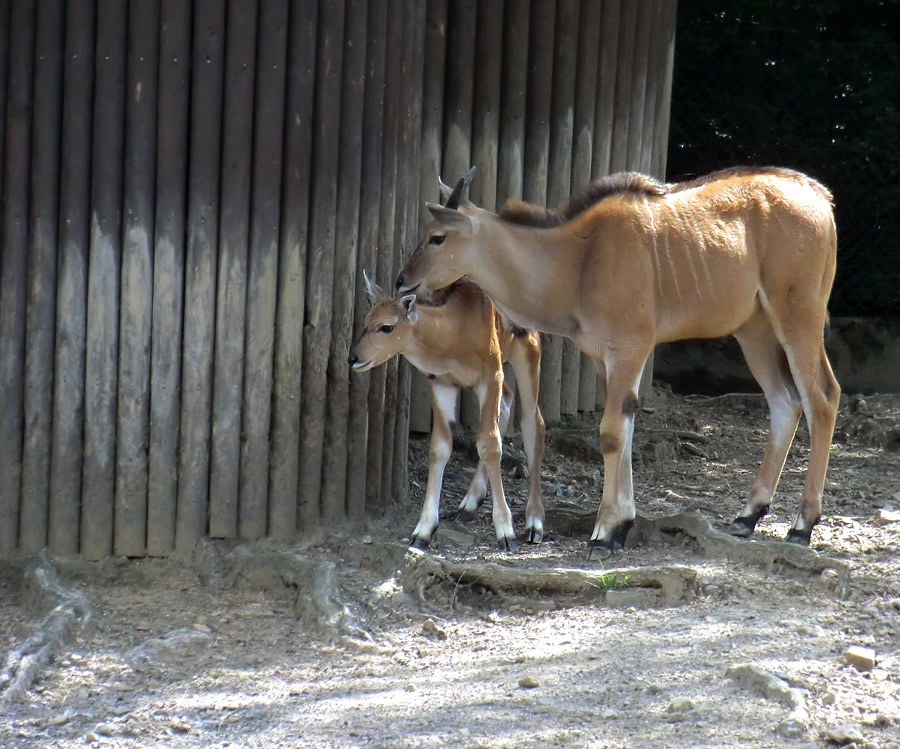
[497, 0, 529, 209]
[177, 0, 226, 555]
[372, 0, 403, 512]
[269, 0, 317, 541]
[299, 0, 345, 527]
[408, 0, 448, 436]
[441, 0, 478, 429]
[209, 0, 258, 539]
[573, 0, 603, 414]
[591, 0, 621, 410]
[0, 0, 33, 553]
[49, 0, 94, 555]
[82, 0, 127, 560]
[524, 0, 558, 422]
[21, 0, 64, 552]
[347, 0, 386, 518]
[239, 0, 289, 540]
[609, 0, 636, 174]
[391, 0, 425, 504]
[147, 0, 191, 556]
[321, 0, 367, 524]
[652, 0, 677, 181]
[115, 0, 160, 557]
[548, 0, 579, 417]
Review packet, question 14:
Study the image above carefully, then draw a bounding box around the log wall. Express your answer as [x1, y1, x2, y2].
[0, 0, 677, 558]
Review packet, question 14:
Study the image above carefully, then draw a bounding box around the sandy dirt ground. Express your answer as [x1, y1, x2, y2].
[1, 389, 899, 748]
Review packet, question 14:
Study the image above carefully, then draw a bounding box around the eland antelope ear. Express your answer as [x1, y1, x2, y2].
[426, 203, 475, 233]
[363, 269, 386, 302]
[399, 294, 418, 325]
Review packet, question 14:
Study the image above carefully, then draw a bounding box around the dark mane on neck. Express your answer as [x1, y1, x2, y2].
[498, 172, 667, 228]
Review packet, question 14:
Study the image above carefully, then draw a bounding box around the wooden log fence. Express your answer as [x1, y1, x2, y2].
[0, 0, 677, 559]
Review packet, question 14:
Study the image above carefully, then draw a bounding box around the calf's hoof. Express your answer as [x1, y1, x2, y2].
[497, 536, 519, 552]
[409, 534, 431, 551]
[524, 527, 543, 545]
[587, 519, 634, 559]
[785, 527, 813, 546]
[728, 506, 769, 538]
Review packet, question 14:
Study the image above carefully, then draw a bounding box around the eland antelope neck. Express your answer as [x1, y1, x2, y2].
[396, 166, 840, 552]
[348, 273, 545, 550]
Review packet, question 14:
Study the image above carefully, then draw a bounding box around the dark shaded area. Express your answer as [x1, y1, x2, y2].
[668, 0, 900, 316]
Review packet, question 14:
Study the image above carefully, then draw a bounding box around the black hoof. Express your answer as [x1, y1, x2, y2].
[785, 527, 812, 546]
[525, 528, 543, 545]
[728, 506, 769, 538]
[497, 536, 519, 552]
[409, 535, 431, 551]
[453, 510, 477, 524]
[587, 520, 634, 559]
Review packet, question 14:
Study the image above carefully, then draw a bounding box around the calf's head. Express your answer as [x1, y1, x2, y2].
[348, 271, 420, 373]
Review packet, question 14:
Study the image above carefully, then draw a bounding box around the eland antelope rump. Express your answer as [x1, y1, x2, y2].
[396, 167, 840, 551]
[348, 273, 545, 550]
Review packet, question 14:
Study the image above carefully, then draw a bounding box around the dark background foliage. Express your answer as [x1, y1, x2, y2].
[666, 0, 900, 316]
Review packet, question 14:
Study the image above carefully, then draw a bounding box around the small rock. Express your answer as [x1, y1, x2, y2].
[646, 683, 664, 695]
[667, 697, 696, 713]
[421, 619, 447, 639]
[46, 711, 72, 727]
[844, 645, 876, 671]
[405, 683, 416, 692]
[432, 527, 475, 548]
[778, 717, 807, 739]
[822, 691, 837, 705]
[871, 508, 900, 526]
[94, 723, 118, 737]
[85, 732, 100, 742]
[518, 676, 539, 689]
[664, 712, 687, 723]
[192, 621, 212, 634]
[601, 707, 619, 719]
[824, 723, 864, 745]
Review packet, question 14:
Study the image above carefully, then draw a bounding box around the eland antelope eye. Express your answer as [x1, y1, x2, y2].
[429, 234, 445, 245]
[378, 324, 394, 334]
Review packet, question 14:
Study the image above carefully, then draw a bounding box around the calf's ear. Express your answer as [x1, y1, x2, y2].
[400, 294, 418, 325]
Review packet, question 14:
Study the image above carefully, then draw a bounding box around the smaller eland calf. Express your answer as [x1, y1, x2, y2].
[348, 273, 545, 550]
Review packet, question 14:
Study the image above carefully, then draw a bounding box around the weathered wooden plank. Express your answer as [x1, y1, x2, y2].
[320, 0, 366, 524]
[573, 0, 603, 414]
[347, 0, 386, 519]
[20, 0, 64, 552]
[548, 0, 579, 417]
[177, 0, 226, 554]
[652, 0, 677, 180]
[592, 0, 620, 181]
[82, 0, 127, 560]
[147, 0, 191, 556]
[209, 0, 258, 539]
[639, 0, 663, 175]
[390, 0, 425, 503]
[374, 0, 404, 511]
[0, 0, 32, 553]
[626, 0, 652, 172]
[609, 0, 636, 173]
[441, 0, 478, 430]
[114, 0, 160, 557]
[238, 0, 288, 540]
[49, 0, 94, 555]
[408, 0, 447, 435]
[471, 0, 503, 212]
[269, 0, 317, 541]
[523, 0, 558, 422]
[591, 0, 621, 410]
[497, 0, 529, 208]
[298, 0, 345, 527]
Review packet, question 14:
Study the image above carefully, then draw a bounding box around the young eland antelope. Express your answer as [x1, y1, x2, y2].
[396, 167, 840, 551]
[348, 273, 545, 550]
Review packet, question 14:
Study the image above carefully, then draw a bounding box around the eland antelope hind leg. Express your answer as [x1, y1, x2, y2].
[454, 381, 513, 523]
[507, 331, 546, 543]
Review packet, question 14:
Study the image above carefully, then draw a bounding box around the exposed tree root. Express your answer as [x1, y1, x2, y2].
[0, 552, 93, 710]
[228, 546, 372, 642]
[546, 507, 848, 584]
[400, 549, 699, 608]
